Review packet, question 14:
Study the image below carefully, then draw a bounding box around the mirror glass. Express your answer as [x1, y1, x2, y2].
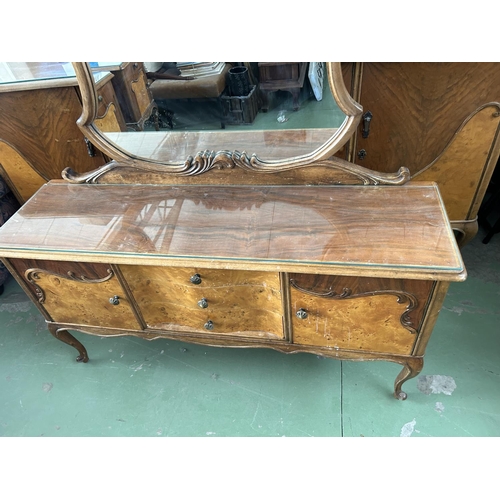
[77, 62, 359, 166]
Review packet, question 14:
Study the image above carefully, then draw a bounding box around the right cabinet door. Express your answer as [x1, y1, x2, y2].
[289, 274, 435, 355]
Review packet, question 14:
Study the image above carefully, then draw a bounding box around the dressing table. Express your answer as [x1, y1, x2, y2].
[0, 62, 466, 400]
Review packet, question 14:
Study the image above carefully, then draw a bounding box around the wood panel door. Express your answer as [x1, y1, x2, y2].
[10, 260, 140, 329]
[345, 62, 500, 175]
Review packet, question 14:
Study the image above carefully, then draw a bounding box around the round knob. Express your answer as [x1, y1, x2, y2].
[109, 295, 120, 306]
[198, 298, 208, 309]
[190, 273, 202, 285]
[204, 320, 214, 330]
[296, 308, 308, 320]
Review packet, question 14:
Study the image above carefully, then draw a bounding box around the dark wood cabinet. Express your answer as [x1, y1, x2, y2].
[258, 62, 308, 111]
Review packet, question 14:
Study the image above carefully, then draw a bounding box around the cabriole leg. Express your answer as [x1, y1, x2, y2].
[394, 357, 424, 400]
[48, 324, 89, 363]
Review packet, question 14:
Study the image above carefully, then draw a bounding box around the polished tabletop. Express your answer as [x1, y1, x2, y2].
[0, 181, 465, 280]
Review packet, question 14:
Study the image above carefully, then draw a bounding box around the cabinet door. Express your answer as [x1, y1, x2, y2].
[289, 274, 434, 355]
[120, 265, 285, 339]
[347, 62, 500, 175]
[11, 260, 139, 329]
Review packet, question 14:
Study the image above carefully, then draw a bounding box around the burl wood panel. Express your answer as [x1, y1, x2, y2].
[0, 87, 106, 180]
[413, 105, 500, 221]
[289, 274, 435, 355]
[0, 141, 46, 203]
[10, 259, 139, 329]
[353, 62, 500, 174]
[120, 266, 284, 338]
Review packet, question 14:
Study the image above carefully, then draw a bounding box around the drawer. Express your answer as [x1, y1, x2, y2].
[120, 265, 284, 339]
[11, 260, 140, 329]
[289, 274, 434, 355]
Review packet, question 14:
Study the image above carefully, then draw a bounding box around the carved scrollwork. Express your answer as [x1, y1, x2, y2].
[290, 279, 418, 334]
[25, 268, 115, 303]
[62, 154, 411, 186]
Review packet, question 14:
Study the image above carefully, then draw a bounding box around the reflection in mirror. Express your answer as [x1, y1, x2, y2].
[74, 62, 363, 170]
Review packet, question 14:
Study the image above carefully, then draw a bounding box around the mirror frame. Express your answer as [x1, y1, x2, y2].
[71, 62, 365, 173]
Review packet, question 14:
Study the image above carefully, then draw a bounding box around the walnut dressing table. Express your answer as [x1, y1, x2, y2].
[0, 62, 466, 400]
[0, 181, 464, 399]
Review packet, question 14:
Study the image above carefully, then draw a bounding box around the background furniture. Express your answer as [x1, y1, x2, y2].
[148, 63, 232, 129]
[340, 62, 500, 246]
[0, 62, 125, 204]
[258, 62, 308, 111]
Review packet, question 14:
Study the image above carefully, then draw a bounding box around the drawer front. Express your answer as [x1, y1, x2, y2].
[120, 266, 284, 339]
[289, 274, 434, 355]
[11, 260, 139, 329]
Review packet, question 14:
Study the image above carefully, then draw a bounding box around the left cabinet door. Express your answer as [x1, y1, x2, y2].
[10, 259, 140, 329]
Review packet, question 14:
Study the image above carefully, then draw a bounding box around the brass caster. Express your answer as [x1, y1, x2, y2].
[76, 354, 89, 363]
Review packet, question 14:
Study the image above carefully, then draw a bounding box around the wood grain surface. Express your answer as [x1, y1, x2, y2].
[353, 62, 500, 174]
[0, 182, 465, 280]
[0, 141, 46, 203]
[10, 259, 139, 328]
[120, 266, 284, 338]
[413, 104, 500, 221]
[0, 87, 106, 179]
[289, 273, 435, 355]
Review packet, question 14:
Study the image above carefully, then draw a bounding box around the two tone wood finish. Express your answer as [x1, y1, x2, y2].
[0, 66, 126, 204]
[0, 181, 464, 400]
[342, 62, 500, 246]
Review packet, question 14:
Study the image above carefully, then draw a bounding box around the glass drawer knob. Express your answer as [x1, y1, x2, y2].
[109, 295, 120, 306]
[296, 308, 308, 320]
[198, 298, 208, 309]
[204, 320, 214, 330]
[190, 274, 202, 285]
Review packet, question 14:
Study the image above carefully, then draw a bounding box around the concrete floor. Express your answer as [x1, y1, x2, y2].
[0, 222, 498, 438]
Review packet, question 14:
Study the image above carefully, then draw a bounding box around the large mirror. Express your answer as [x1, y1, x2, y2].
[72, 62, 364, 173]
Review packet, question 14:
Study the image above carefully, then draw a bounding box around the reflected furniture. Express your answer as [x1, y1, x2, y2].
[101, 62, 158, 131]
[148, 63, 232, 129]
[0, 62, 467, 400]
[341, 62, 500, 246]
[258, 62, 308, 111]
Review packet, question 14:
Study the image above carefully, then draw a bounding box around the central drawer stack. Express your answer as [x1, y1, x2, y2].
[120, 266, 284, 339]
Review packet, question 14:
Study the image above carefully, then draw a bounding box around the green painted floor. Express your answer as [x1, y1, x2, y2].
[0, 224, 498, 437]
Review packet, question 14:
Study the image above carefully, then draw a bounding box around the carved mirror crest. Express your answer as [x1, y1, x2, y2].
[66, 62, 410, 185]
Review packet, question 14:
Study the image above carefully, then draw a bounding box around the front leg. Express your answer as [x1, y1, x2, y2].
[48, 324, 89, 363]
[394, 357, 423, 400]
